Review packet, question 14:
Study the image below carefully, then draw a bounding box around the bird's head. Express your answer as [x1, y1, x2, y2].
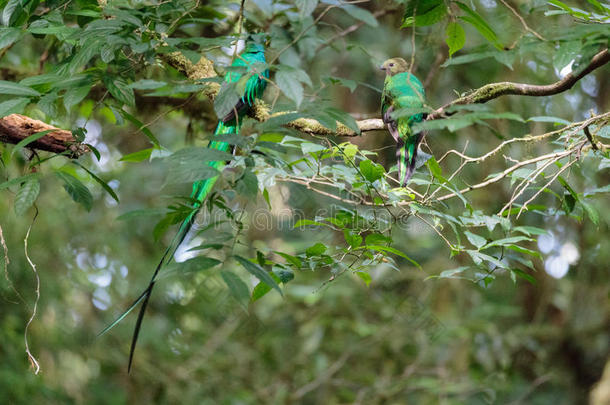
[380, 58, 409, 76]
[245, 33, 269, 53]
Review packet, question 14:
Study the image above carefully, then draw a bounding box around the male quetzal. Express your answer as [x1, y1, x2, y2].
[101, 38, 268, 372]
[380, 57, 426, 186]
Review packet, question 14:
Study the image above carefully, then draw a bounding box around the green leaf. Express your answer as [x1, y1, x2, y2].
[482, 236, 533, 249]
[506, 245, 542, 258]
[296, 0, 318, 17]
[446, 22, 466, 57]
[356, 271, 372, 286]
[0, 173, 40, 191]
[359, 159, 384, 183]
[0, 27, 21, 48]
[426, 156, 448, 183]
[274, 251, 302, 268]
[456, 2, 502, 49]
[37, 92, 58, 117]
[273, 268, 294, 283]
[72, 161, 119, 203]
[68, 39, 103, 73]
[14, 177, 40, 216]
[342, 4, 378, 27]
[116, 208, 166, 221]
[441, 51, 495, 67]
[464, 231, 486, 249]
[236, 169, 258, 198]
[527, 116, 571, 125]
[214, 81, 240, 120]
[343, 229, 363, 248]
[276, 70, 304, 107]
[513, 226, 548, 236]
[63, 85, 91, 111]
[294, 219, 331, 228]
[119, 148, 153, 162]
[324, 107, 360, 134]
[365, 233, 392, 246]
[1, 0, 22, 26]
[103, 76, 135, 107]
[165, 147, 230, 183]
[147, 83, 206, 97]
[581, 201, 599, 225]
[129, 79, 167, 90]
[468, 250, 508, 269]
[511, 268, 537, 285]
[168, 256, 222, 275]
[119, 109, 160, 147]
[55, 171, 93, 211]
[0, 80, 39, 96]
[0, 97, 29, 118]
[436, 266, 470, 279]
[402, 0, 447, 27]
[11, 130, 53, 155]
[306, 242, 327, 256]
[251, 281, 272, 301]
[301, 141, 326, 154]
[221, 270, 250, 308]
[234, 256, 282, 296]
[553, 40, 580, 71]
[324, 76, 358, 92]
[360, 245, 420, 268]
[563, 193, 576, 214]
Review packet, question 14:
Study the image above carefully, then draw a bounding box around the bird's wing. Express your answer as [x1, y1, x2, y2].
[382, 89, 401, 143]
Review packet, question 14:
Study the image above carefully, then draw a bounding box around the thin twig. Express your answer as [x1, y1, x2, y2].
[315, 8, 393, 53]
[498, 0, 546, 41]
[428, 49, 610, 120]
[24, 209, 41, 374]
[516, 157, 578, 218]
[435, 149, 574, 202]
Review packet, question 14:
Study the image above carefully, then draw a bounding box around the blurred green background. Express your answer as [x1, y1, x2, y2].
[1, 0, 609, 404]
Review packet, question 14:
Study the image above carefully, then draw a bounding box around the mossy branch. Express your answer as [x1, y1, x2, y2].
[163, 48, 610, 136]
[428, 48, 610, 120]
[1, 48, 607, 156]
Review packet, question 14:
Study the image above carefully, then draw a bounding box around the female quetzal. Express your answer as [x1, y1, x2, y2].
[380, 57, 426, 186]
[102, 38, 269, 372]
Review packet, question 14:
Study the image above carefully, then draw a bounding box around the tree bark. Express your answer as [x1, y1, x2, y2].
[0, 114, 87, 157]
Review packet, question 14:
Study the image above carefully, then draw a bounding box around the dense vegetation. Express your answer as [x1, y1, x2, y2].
[1, 0, 609, 403]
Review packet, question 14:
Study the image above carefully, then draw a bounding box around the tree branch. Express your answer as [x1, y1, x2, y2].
[151, 47, 610, 136]
[428, 48, 610, 120]
[0, 114, 87, 157]
[2, 47, 607, 156]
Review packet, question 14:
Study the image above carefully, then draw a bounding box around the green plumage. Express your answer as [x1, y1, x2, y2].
[380, 58, 426, 186]
[101, 39, 268, 372]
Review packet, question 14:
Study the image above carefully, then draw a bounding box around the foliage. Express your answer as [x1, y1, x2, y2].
[0, 0, 609, 403]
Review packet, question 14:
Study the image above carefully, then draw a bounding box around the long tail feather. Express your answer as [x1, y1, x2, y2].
[101, 121, 237, 372]
[125, 121, 236, 371]
[396, 132, 423, 186]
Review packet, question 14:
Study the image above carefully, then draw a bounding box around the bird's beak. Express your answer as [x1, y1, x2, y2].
[379, 65, 386, 71]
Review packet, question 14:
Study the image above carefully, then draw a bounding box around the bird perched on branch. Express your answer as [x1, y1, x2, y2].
[380, 57, 426, 186]
[100, 36, 269, 372]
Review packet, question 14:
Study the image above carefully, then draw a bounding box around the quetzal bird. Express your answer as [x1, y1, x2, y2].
[380, 57, 426, 186]
[101, 38, 268, 372]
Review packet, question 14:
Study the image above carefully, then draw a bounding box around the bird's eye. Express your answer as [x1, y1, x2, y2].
[389, 63, 394, 67]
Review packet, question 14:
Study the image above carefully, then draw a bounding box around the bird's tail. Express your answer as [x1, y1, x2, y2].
[396, 132, 423, 187]
[99, 120, 237, 372]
